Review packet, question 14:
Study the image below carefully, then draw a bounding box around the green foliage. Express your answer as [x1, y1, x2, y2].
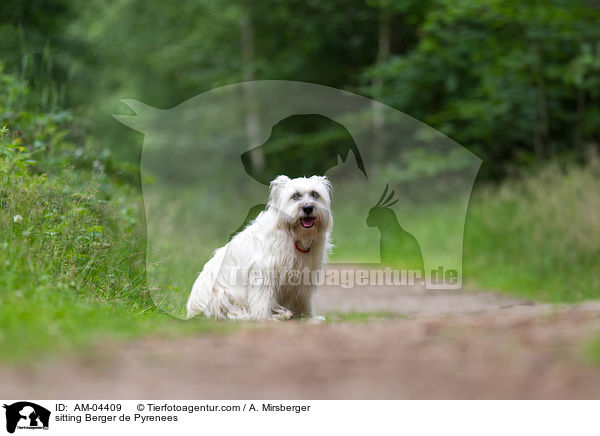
[0, 67, 74, 171]
[0, 0, 72, 110]
[4, 0, 598, 178]
[368, 0, 600, 177]
[0, 77, 139, 297]
[0, 71, 228, 363]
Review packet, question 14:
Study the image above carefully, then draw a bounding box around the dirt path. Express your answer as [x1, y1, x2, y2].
[3, 279, 600, 399]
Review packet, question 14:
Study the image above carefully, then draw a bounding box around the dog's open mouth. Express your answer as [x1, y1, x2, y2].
[300, 217, 315, 228]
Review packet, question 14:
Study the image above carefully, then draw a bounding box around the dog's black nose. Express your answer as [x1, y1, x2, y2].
[302, 205, 314, 215]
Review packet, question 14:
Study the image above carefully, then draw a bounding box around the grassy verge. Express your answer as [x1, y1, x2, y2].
[463, 158, 600, 302]
[0, 151, 232, 364]
[1, 292, 231, 364]
[0, 88, 234, 363]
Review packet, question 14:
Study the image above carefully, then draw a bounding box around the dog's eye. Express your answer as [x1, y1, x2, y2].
[311, 191, 319, 199]
[291, 193, 301, 200]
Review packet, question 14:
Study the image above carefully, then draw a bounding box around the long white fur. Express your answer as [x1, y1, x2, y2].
[186, 175, 333, 320]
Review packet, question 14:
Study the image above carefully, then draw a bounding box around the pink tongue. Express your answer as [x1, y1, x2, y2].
[301, 217, 314, 227]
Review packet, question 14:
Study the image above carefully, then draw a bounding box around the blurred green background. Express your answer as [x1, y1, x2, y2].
[1, 0, 600, 358]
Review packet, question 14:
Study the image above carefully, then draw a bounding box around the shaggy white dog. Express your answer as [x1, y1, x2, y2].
[186, 175, 333, 320]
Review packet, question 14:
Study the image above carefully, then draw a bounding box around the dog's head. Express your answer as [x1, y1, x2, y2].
[268, 175, 332, 239]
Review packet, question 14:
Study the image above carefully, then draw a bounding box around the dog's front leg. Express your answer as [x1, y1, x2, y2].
[289, 286, 323, 319]
[247, 285, 292, 321]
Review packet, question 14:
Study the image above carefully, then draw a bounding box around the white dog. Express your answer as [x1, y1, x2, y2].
[186, 175, 333, 321]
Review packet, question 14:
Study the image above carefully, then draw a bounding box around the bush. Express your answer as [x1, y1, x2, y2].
[0, 69, 223, 363]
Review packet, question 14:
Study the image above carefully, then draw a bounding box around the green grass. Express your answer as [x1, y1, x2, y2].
[463, 159, 600, 302]
[0, 125, 235, 363]
[583, 334, 600, 366]
[0, 292, 232, 364]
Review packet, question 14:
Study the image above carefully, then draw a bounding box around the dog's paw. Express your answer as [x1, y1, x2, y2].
[273, 309, 294, 321]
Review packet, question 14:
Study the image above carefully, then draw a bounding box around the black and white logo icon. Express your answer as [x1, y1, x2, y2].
[3, 402, 50, 434]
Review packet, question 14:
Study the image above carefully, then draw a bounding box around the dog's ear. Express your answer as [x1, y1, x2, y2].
[311, 176, 334, 231]
[311, 175, 332, 195]
[268, 175, 290, 206]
